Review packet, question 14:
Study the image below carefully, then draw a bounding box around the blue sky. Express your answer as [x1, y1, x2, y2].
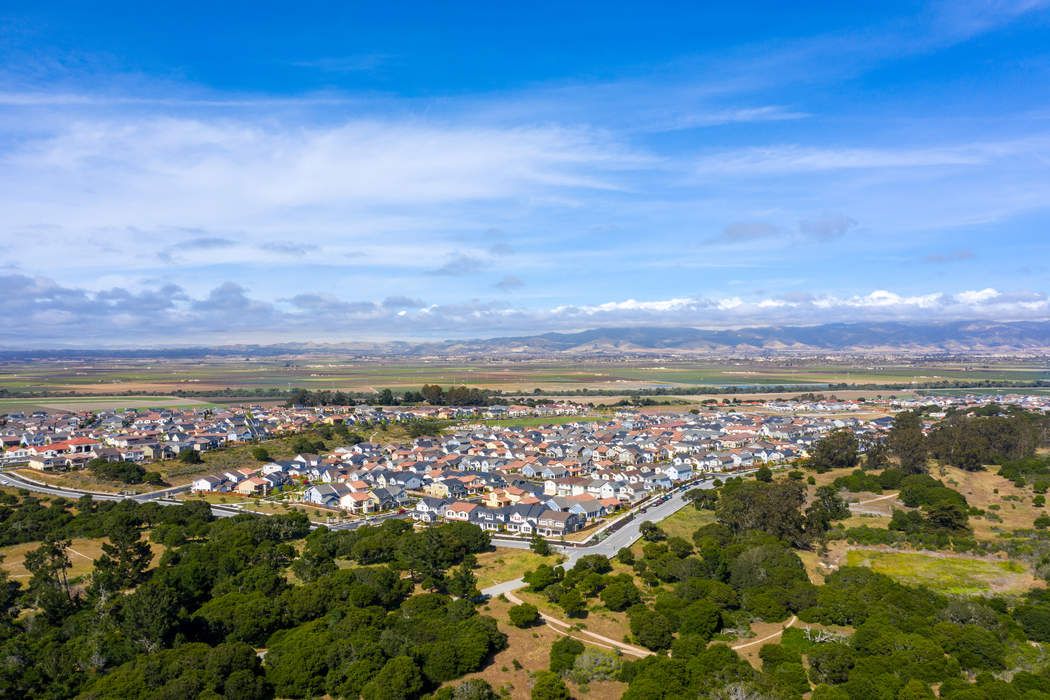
[1, 1, 1049, 345]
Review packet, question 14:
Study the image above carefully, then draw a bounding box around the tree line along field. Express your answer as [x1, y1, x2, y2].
[1, 357, 1048, 397]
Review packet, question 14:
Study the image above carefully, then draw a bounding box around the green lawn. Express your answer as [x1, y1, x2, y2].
[845, 549, 1034, 596]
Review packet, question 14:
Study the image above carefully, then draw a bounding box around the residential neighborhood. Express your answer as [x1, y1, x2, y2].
[4, 391, 1048, 538]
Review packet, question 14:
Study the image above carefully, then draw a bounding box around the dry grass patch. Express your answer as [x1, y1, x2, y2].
[939, 465, 1037, 538]
[14, 468, 151, 495]
[455, 597, 626, 699]
[475, 549, 564, 590]
[0, 537, 164, 583]
[512, 589, 634, 647]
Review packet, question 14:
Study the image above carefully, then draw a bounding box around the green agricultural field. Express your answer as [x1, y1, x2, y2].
[920, 387, 1050, 397]
[0, 395, 218, 412]
[1, 356, 1047, 399]
[845, 548, 1037, 596]
[475, 415, 606, 428]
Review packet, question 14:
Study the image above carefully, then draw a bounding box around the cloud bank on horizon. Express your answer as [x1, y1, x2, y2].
[0, 1, 1049, 345]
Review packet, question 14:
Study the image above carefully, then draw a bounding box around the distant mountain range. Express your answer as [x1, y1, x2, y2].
[428, 320, 1050, 355]
[2, 320, 1049, 359]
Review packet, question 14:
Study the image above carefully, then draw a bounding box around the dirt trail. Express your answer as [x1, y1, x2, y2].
[505, 590, 652, 658]
[730, 616, 797, 650]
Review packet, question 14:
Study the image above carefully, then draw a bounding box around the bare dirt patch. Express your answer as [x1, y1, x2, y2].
[458, 597, 627, 699]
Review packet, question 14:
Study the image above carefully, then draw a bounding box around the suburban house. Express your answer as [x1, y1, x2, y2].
[535, 510, 583, 537]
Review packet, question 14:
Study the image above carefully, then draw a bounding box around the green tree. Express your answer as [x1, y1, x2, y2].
[89, 513, 153, 598]
[509, 603, 541, 628]
[549, 637, 585, 673]
[361, 656, 424, 700]
[531, 671, 571, 700]
[23, 536, 79, 623]
[447, 560, 479, 600]
[639, 521, 666, 542]
[178, 448, 203, 464]
[678, 599, 721, 640]
[716, 480, 808, 547]
[890, 411, 928, 474]
[756, 465, 773, 482]
[118, 582, 181, 653]
[923, 501, 969, 532]
[558, 589, 586, 618]
[897, 679, 935, 700]
[250, 446, 270, 461]
[628, 606, 674, 651]
[807, 643, 854, 684]
[806, 485, 851, 536]
[530, 534, 552, 556]
[864, 438, 889, 470]
[809, 429, 859, 472]
[600, 580, 642, 612]
[684, 487, 718, 510]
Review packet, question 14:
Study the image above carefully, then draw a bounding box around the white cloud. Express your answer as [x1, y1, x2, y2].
[695, 145, 987, 176]
[0, 274, 1047, 346]
[956, 287, 1001, 304]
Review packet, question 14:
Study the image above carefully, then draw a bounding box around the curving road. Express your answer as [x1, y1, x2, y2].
[0, 469, 242, 518]
[484, 474, 725, 591]
[1, 466, 734, 546]
[0, 468, 411, 528]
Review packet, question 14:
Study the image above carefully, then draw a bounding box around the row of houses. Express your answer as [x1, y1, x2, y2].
[415, 498, 588, 537]
[0, 401, 587, 469]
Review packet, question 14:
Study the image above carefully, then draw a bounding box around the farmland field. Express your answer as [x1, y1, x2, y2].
[0, 395, 218, 412]
[1, 356, 1047, 399]
[474, 415, 607, 428]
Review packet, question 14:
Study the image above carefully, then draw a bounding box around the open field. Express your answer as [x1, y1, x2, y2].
[13, 468, 160, 495]
[0, 537, 164, 582]
[654, 506, 715, 541]
[921, 387, 1050, 397]
[0, 395, 218, 412]
[0, 538, 107, 580]
[939, 465, 1040, 538]
[1, 357, 1046, 398]
[845, 548, 1040, 595]
[474, 415, 607, 428]
[475, 549, 564, 590]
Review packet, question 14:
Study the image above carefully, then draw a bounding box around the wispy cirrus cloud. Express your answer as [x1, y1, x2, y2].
[924, 249, 976, 264]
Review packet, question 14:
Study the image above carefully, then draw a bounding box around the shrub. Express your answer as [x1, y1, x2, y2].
[508, 603, 541, 628]
[178, 449, 203, 464]
[531, 671, 570, 700]
[567, 648, 622, 684]
[600, 580, 641, 612]
[549, 637, 585, 674]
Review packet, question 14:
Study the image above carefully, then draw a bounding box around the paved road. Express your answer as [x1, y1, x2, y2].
[482, 474, 724, 594]
[0, 469, 241, 518]
[2, 465, 731, 546]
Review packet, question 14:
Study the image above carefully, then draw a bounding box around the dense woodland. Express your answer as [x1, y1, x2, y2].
[0, 494, 501, 699]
